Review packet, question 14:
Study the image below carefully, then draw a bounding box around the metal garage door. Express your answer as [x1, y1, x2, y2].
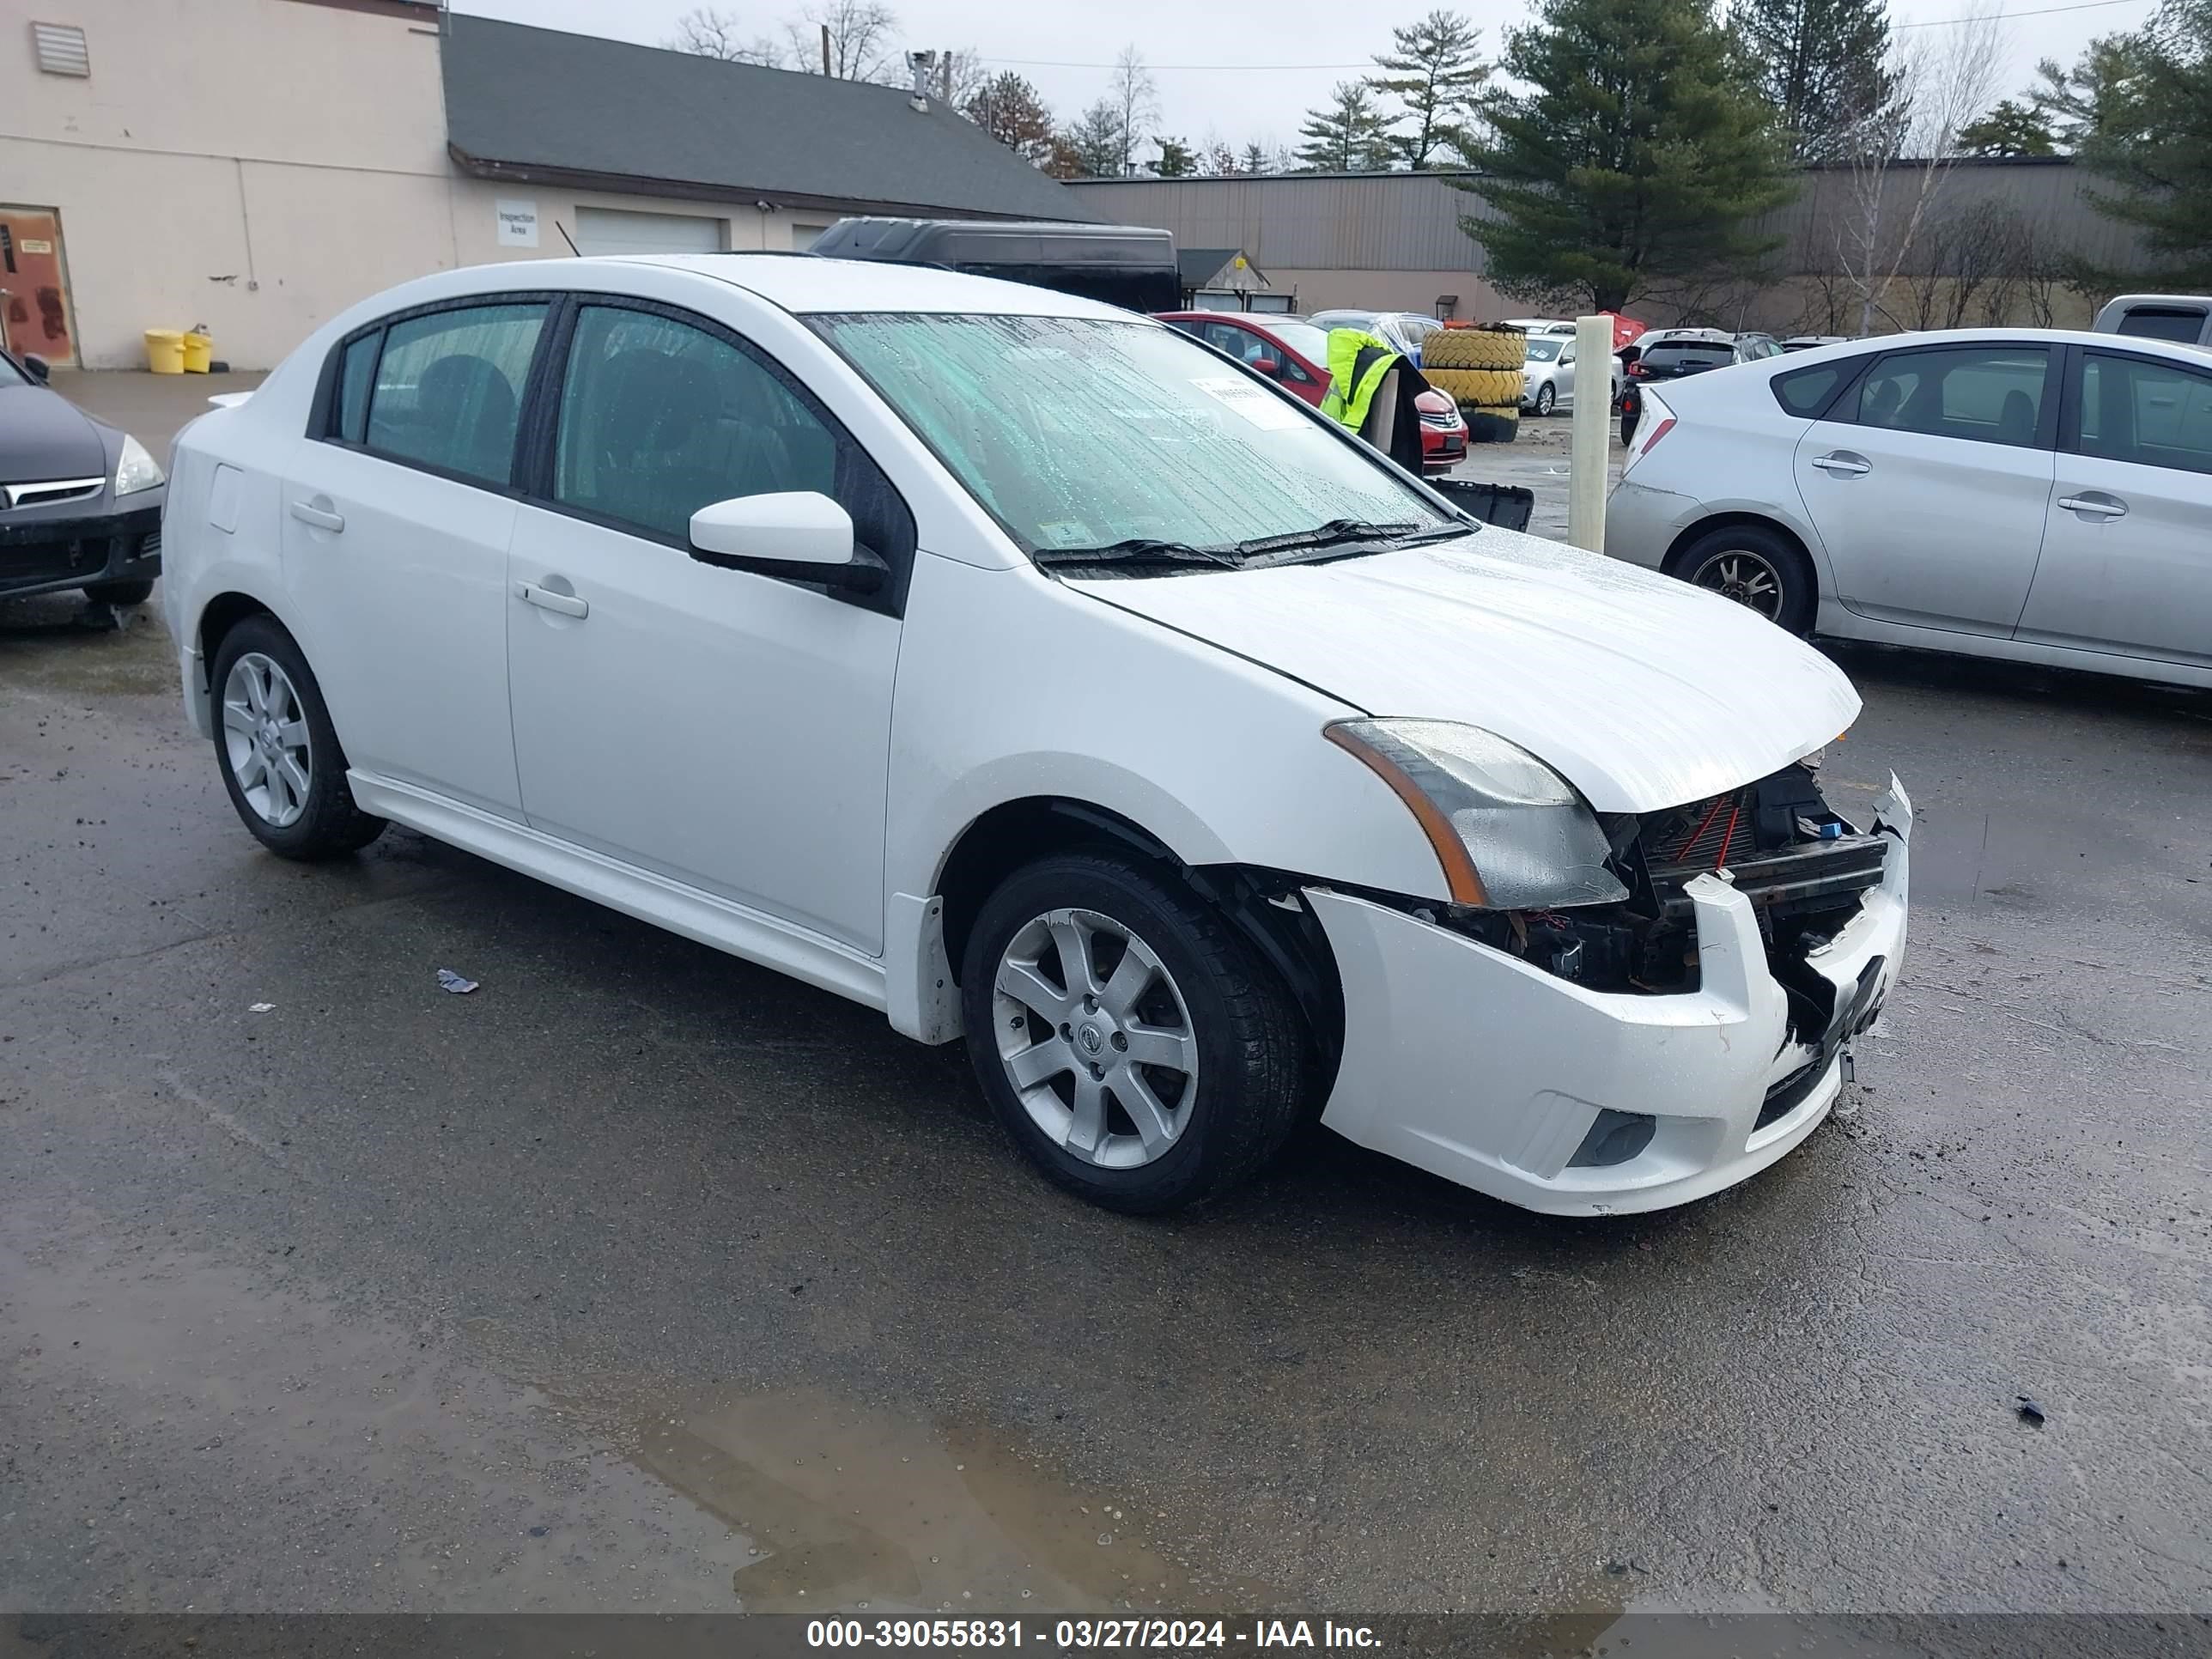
[572, 207, 724, 257]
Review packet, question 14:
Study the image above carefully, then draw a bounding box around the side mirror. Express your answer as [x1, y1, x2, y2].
[689, 491, 884, 593]
[1251, 356, 1280, 376]
[1559, 349, 1576, 365]
[21, 353, 51, 384]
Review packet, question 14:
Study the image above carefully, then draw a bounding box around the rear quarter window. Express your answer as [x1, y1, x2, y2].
[1771, 361, 1853, 417]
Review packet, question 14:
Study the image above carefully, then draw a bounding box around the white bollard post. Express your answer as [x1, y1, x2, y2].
[1566, 312, 1612, 554]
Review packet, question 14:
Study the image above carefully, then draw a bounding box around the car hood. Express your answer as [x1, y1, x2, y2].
[0, 385, 108, 483]
[1067, 528, 1861, 813]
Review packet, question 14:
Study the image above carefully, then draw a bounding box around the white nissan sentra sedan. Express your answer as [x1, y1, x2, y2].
[161, 256, 1911, 1216]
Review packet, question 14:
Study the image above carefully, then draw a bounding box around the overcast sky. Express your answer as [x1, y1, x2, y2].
[453, 0, 2160, 159]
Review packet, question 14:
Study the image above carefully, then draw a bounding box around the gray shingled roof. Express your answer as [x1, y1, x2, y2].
[442, 15, 1097, 223]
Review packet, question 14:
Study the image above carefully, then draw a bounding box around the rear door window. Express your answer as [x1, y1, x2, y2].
[2077, 352, 2212, 475]
[362, 302, 547, 486]
[1848, 345, 2050, 447]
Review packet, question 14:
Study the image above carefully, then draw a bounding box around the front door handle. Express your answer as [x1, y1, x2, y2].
[289, 499, 345, 532]
[1810, 453, 1871, 477]
[515, 580, 588, 619]
[2057, 492, 2128, 520]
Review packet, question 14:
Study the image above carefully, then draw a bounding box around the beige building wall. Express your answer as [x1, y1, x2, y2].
[1258, 269, 1512, 323]
[1, 0, 819, 369]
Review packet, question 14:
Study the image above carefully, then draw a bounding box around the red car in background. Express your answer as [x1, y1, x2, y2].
[1157, 312, 1466, 475]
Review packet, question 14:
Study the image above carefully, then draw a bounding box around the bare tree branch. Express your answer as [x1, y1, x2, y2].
[1834, 4, 2008, 332]
[665, 6, 784, 64]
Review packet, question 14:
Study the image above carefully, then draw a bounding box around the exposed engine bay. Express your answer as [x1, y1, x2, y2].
[1432, 757, 1893, 1012]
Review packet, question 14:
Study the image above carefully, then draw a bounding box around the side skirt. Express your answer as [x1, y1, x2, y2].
[347, 771, 890, 1013]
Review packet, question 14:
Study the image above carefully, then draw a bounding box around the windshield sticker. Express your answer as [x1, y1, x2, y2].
[1188, 375, 1304, 430]
[1036, 520, 1097, 548]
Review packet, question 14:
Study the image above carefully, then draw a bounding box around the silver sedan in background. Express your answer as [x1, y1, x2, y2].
[1604, 326, 2212, 688]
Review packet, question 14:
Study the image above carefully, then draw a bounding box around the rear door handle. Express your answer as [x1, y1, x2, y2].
[289, 500, 344, 532]
[1810, 453, 1871, 477]
[515, 580, 588, 618]
[2057, 492, 2128, 520]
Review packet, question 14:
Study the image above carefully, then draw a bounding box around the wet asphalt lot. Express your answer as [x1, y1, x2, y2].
[3, 378, 2209, 1626]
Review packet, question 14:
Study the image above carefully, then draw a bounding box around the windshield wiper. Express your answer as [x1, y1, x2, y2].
[1231, 519, 1421, 559]
[1032, 538, 1242, 569]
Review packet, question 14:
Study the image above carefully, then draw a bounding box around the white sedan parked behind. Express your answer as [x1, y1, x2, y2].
[1607, 327, 2212, 686]
[163, 256, 1910, 1216]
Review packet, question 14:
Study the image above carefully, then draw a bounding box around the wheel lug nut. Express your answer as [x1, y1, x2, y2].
[1089, 1064, 1103, 1080]
[1083, 994, 1097, 1013]
[1059, 1023, 1072, 1040]
[1110, 1032, 1127, 1050]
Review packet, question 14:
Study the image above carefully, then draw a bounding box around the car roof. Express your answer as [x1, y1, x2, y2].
[623, 252, 1141, 319]
[1778, 325, 2212, 363]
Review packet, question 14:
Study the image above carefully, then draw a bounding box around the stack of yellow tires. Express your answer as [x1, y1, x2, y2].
[1423, 325, 1524, 444]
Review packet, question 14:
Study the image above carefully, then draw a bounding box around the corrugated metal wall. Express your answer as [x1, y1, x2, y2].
[1067, 160, 2141, 279]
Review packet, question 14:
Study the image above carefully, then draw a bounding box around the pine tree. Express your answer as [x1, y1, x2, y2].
[2074, 0, 2212, 283]
[1240, 141, 1271, 173]
[1154, 136, 1199, 176]
[1461, 0, 1797, 313]
[1365, 10, 1487, 169]
[1061, 100, 1130, 179]
[2032, 31, 2156, 150]
[1735, 0, 1897, 161]
[963, 72, 1056, 167]
[1296, 82, 1395, 172]
[1957, 100, 2057, 156]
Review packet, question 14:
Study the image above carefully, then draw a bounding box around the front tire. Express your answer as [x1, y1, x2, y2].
[209, 617, 386, 860]
[1533, 381, 1557, 417]
[960, 853, 1308, 1214]
[1669, 524, 1817, 635]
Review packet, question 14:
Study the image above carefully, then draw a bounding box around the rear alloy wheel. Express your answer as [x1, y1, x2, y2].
[1533, 381, 1557, 417]
[1673, 524, 1816, 635]
[210, 617, 386, 860]
[961, 853, 1308, 1213]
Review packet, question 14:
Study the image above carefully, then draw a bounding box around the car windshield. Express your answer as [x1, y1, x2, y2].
[1648, 343, 1735, 367]
[811, 313, 1455, 569]
[1524, 339, 1564, 362]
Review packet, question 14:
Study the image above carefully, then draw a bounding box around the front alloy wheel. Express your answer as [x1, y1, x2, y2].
[1533, 381, 1557, 416]
[993, 908, 1200, 1170]
[960, 853, 1309, 1212]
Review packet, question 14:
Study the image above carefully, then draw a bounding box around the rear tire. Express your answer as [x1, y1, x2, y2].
[1668, 523, 1817, 636]
[960, 852, 1308, 1214]
[209, 616, 386, 860]
[83, 578, 154, 605]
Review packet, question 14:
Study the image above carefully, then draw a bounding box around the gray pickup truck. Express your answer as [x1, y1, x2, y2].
[2093, 294, 2212, 349]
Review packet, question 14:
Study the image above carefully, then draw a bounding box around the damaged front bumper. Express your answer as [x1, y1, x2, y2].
[1310, 777, 1911, 1216]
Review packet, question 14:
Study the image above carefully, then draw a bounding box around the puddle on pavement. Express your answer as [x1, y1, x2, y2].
[620, 1387, 1264, 1615]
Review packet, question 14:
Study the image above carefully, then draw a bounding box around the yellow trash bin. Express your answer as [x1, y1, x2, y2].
[143, 329, 185, 374]
[181, 328, 213, 374]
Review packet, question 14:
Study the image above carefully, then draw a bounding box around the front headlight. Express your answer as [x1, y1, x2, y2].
[114, 434, 165, 496]
[1325, 719, 1628, 909]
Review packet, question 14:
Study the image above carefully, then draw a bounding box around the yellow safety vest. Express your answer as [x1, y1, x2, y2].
[1319, 328, 1402, 434]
